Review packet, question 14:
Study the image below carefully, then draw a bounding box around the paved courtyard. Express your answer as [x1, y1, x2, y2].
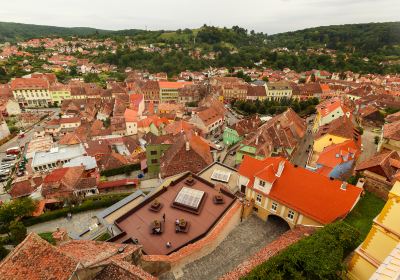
[160, 215, 289, 280]
[28, 208, 105, 235]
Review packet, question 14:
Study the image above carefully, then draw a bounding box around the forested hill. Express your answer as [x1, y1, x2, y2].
[268, 22, 400, 55]
[0, 22, 112, 42]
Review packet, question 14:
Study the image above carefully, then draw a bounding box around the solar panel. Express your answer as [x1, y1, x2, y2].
[174, 187, 205, 210]
[211, 169, 231, 183]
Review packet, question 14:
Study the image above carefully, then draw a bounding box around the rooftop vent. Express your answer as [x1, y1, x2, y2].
[340, 182, 347, 190]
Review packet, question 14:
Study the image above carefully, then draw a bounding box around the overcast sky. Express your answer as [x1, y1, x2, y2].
[0, 0, 398, 34]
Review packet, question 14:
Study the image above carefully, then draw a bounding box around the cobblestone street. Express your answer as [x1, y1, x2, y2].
[160, 215, 289, 280]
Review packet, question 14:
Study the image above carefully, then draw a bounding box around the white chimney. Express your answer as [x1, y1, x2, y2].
[186, 141, 190, 151]
[275, 161, 285, 177]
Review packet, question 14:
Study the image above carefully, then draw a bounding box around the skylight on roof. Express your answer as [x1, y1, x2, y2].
[211, 169, 232, 183]
[174, 187, 205, 211]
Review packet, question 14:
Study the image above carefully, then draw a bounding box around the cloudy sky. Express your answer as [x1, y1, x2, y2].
[0, 0, 398, 34]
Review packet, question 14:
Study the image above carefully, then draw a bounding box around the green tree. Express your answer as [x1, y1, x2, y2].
[0, 198, 36, 228]
[0, 244, 8, 261]
[9, 221, 27, 245]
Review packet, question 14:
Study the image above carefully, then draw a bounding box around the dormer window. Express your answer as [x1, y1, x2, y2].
[259, 180, 266, 187]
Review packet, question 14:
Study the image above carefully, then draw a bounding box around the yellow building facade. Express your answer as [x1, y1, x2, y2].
[313, 133, 349, 153]
[348, 181, 400, 279]
[245, 184, 323, 229]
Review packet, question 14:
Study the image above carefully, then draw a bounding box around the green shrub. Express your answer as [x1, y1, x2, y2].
[100, 163, 141, 177]
[243, 222, 360, 280]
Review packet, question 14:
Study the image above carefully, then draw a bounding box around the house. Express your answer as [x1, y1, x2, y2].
[313, 97, 350, 132]
[358, 105, 384, 126]
[11, 77, 51, 108]
[129, 93, 145, 116]
[236, 109, 305, 165]
[124, 108, 138, 136]
[265, 81, 292, 101]
[348, 181, 400, 280]
[144, 134, 175, 175]
[190, 107, 224, 136]
[49, 83, 71, 105]
[246, 85, 267, 101]
[312, 115, 360, 154]
[378, 120, 400, 152]
[222, 115, 262, 146]
[355, 150, 400, 199]
[9, 176, 43, 199]
[60, 117, 81, 132]
[238, 156, 362, 228]
[31, 144, 86, 172]
[41, 166, 98, 199]
[44, 118, 61, 136]
[158, 81, 192, 102]
[159, 134, 214, 178]
[308, 140, 360, 179]
[0, 232, 155, 280]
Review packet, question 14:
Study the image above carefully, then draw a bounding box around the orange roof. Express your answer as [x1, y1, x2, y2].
[11, 78, 49, 90]
[317, 98, 345, 118]
[238, 156, 362, 224]
[316, 140, 360, 168]
[158, 81, 192, 89]
[124, 108, 138, 122]
[255, 164, 277, 184]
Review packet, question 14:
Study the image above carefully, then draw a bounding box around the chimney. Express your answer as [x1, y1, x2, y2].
[275, 161, 285, 177]
[186, 141, 190, 151]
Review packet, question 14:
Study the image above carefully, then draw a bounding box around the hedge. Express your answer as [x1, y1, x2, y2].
[100, 163, 141, 177]
[22, 193, 130, 227]
[242, 222, 360, 280]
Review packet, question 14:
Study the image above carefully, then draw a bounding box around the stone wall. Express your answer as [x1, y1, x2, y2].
[141, 201, 242, 276]
[363, 171, 391, 200]
[219, 226, 316, 280]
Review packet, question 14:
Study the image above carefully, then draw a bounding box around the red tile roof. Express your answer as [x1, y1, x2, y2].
[10, 78, 49, 90]
[0, 233, 78, 280]
[239, 156, 362, 224]
[98, 179, 139, 190]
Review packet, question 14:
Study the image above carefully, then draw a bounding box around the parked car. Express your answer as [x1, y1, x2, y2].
[16, 171, 25, 177]
[229, 150, 236, 156]
[214, 134, 220, 139]
[6, 147, 20, 155]
[18, 131, 25, 139]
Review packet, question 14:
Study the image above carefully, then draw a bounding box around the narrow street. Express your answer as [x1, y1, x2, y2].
[291, 115, 315, 168]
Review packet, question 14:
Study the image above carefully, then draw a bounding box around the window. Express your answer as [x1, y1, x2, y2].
[150, 151, 157, 155]
[259, 180, 266, 187]
[151, 159, 158, 164]
[256, 194, 262, 204]
[287, 210, 295, 220]
[271, 202, 278, 212]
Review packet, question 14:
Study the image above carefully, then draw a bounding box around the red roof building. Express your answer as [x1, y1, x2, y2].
[238, 156, 362, 227]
